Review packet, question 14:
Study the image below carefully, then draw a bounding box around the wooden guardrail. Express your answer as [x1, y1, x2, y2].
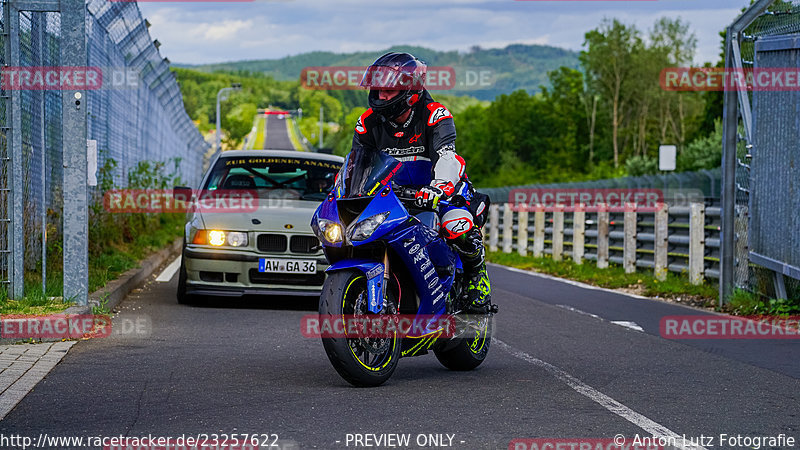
[485, 203, 720, 284]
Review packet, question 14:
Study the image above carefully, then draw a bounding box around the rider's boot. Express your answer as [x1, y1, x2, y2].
[452, 228, 491, 312]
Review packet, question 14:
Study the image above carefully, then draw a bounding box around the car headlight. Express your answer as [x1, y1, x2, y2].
[348, 212, 389, 242]
[314, 218, 343, 244]
[199, 230, 249, 247]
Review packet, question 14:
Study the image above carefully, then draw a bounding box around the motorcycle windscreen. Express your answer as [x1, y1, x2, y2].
[339, 147, 402, 198]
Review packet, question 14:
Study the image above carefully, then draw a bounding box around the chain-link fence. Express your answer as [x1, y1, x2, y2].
[0, 0, 209, 299]
[722, 0, 800, 303]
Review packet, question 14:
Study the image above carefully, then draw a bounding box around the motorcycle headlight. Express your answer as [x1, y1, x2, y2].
[315, 218, 343, 244]
[348, 212, 390, 242]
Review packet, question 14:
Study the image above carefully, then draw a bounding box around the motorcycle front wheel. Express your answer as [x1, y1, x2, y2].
[319, 270, 401, 387]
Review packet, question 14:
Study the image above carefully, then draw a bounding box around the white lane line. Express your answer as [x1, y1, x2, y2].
[556, 305, 643, 333]
[493, 338, 706, 450]
[556, 304, 601, 320]
[491, 264, 650, 300]
[611, 321, 644, 332]
[490, 263, 729, 317]
[155, 256, 181, 283]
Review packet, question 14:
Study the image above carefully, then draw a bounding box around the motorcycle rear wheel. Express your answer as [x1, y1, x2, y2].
[434, 314, 492, 371]
[319, 270, 401, 387]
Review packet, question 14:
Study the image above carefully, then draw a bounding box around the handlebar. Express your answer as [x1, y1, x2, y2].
[394, 186, 466, 210]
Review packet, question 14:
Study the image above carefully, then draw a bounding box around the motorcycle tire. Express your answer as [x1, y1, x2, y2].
[319, 270, 401, 387]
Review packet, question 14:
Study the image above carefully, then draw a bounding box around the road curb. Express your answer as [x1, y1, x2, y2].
[85, 238, 183, 313]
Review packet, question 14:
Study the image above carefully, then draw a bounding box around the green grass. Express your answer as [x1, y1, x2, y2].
[0, 214, 183, 315]
[487, 250, 718, 307]
[1, 156, 187, 316]
[250, 115, 266, 150]
[286, 117, 306, 151]
[725, 288, 800, 316]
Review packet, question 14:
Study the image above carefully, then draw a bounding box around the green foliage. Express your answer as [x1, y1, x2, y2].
[3, 156, 186, 314]
[181, 43, 581, 102]
[677, 120, 722, 172]
[725, 288, 800, 316]
[174, 16, 722, 189]
[224, 102, 258, 145]
[625, 155, 659, 176]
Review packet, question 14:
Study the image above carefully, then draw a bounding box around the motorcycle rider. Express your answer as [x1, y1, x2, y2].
[351, 52, 491, 312]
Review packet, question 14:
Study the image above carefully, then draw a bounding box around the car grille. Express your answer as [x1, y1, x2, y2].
[257, 234, 287, 252]
[248, 269, 326, 286]
[290, 236, 320, 254]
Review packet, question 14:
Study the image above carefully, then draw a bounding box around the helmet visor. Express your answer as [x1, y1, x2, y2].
[359, 64, 426, 91]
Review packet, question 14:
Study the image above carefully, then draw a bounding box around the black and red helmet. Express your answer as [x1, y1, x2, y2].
[360, 52, 427, 120]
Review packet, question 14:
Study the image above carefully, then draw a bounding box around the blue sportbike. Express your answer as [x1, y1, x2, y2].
[311, 147, 495, 387]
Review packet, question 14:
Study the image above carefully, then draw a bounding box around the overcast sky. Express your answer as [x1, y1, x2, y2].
[138, 0, 750, 66]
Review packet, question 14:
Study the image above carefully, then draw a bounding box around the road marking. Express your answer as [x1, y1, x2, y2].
[611, 321, 644, 332]
[556, 305, 644, 333]
[490, 263, 727, 317]
[493, 338, 706, 450]
[492, 264, 650, 300]
[156, 256, 181, 282]
[556, 304, 601, 320]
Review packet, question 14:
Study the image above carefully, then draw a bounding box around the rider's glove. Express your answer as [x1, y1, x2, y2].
[415, 185, 445, 209]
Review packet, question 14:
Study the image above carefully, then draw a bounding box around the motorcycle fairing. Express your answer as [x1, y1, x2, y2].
[325, 259, 385, 314]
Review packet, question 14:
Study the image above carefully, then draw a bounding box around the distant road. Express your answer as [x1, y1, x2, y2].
[263, 114, 296, 150]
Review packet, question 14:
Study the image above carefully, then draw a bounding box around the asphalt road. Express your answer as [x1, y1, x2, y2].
[264, 115, 296, 151]
[1, 264, 798, 449]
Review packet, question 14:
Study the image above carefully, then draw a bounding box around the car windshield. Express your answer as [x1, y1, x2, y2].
[338, 147, 402, 198]
[204, 155, 342, 201]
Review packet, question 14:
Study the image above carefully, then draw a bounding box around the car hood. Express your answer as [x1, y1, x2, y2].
[196, 199, 322, 233]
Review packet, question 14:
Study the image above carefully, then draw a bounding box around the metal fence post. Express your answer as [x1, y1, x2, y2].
[654, 203, 669, 281]
[573, 204, 585, 265]
[488, 204, 499, 252]
[624, 203, 637, 274]
[533, 205, 545, 258]
[552, 205, 564, 262]
[7, 5, 24, 299]
[61, 0, 89, 305]
[502, 204, 513, 254]
[597, 203, 609, 269]
[689, 202, 706, 285]
[721, 27, 738, 306]
[517, 204, 528, 257]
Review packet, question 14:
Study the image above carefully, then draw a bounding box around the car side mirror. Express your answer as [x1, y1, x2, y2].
[173, 186, 193, 203]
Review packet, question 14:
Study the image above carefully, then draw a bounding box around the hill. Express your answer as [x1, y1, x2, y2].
[177, 44, 581, 101]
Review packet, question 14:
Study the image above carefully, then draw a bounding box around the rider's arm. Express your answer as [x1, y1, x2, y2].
[352, 108, 378, 152]
[427, 105, 465, 197]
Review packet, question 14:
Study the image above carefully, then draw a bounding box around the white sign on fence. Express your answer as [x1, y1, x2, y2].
[659, 144, 677, 171]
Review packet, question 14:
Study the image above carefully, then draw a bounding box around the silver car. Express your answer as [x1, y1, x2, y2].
[176, 150, 343, 303]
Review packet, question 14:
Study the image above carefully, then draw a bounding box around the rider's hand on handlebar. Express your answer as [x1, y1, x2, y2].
[414, 185, 445, 209]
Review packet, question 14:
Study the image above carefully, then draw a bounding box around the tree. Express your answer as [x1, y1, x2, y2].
[223, 103, 257, 146]
[581, 19, 642, 168]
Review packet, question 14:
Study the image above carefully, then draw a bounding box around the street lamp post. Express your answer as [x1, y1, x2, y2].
[216, 83, 242, 152]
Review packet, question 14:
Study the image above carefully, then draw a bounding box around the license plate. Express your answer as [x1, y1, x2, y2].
[258, 258, 316, 274]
